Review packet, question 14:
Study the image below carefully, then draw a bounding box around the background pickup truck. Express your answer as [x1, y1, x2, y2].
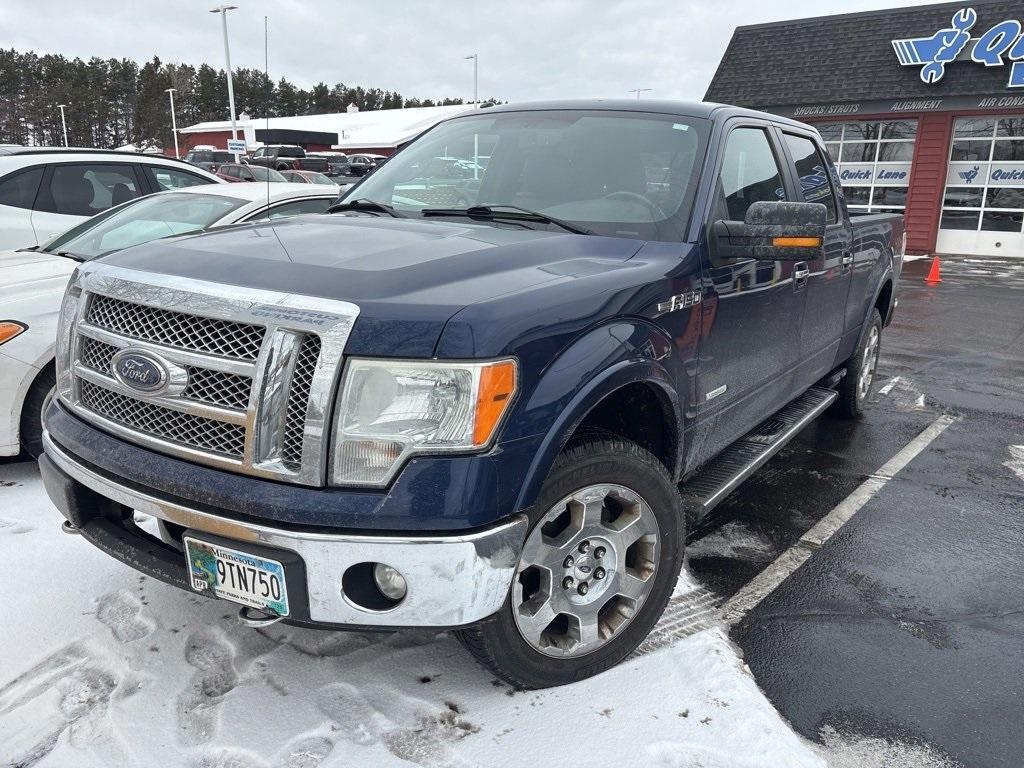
[247, 145, 330, 173]
[41, 99, 904, 689]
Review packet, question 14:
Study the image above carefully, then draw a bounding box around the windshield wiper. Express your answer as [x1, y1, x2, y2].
[53, 250, 84, 262]
[420, 204, 595, 235]
[327, 198, 406, 218]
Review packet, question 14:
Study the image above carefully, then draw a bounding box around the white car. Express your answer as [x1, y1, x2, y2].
[0, 182, 341, 457]
[0, 147, 223, 251]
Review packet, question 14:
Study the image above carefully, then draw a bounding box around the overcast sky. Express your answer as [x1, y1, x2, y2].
[8, 0, 941, 105]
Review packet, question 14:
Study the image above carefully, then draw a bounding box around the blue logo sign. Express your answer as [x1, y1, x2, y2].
[112, 350, 167, 393]
[892, 7, 1024, 88]
[958, 166, 980, 184]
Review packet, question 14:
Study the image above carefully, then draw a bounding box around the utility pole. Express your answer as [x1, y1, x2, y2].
[56, 104, 69, 146]
[165, 88, 180, 158]
[464, 53, 478, 105]
[210, 5, 240, 157]
[628, 88, 652, 100]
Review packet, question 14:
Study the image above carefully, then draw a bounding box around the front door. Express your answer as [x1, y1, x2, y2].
[692, 124, 805, 465]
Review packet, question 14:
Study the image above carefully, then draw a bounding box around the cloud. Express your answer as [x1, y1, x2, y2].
[5, 0, 940, 105]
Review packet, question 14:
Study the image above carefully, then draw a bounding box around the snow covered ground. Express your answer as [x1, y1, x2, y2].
[0, 460, 826, 768]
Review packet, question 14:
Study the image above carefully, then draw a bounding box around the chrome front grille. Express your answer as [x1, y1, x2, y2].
[282, 334, 321, 468]
[80, 380, 247, 459]
[58, 265, 359, 486]
[87, 294, 266, 361]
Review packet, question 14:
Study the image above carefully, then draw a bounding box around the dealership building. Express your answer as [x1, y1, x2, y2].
[706, 1, 1024, 256]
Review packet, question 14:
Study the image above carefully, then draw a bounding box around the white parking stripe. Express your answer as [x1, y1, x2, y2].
[719, 414, 956, 626]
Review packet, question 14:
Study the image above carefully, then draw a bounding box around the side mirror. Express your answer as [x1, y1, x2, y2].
[713, 201, 827, 261]
[241, 172, 255, 182]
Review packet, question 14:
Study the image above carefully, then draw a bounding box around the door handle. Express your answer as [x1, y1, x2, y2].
[794, 262, 810, 289]
[842, 251, 854, 271]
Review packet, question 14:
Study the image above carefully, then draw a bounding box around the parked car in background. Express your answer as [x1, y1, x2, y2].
[0, 182, 339, 458]
[248, 145, 330, 173]
[280, 170, 338, 185]
[184, 149, 235, 173]
[0, 148, 221, 250]
[327, 153, 389, 178]
[309, 152, 350, 179]
[39, 101, 903, 688]
[215, 164, 288, 183]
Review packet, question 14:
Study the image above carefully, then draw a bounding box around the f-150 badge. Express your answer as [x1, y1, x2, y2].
[655, 291, 702, 316]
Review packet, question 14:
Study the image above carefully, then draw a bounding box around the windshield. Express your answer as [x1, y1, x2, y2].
[347, 109, 710, 240]
[305, 172, 335, 185]
[42, 192, 248, 259]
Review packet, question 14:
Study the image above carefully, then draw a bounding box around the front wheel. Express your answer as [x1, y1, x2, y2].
[455, 439, 684, 689]
[832, 308, 882, 418]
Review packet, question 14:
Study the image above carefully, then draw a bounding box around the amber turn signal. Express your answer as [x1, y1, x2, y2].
[473, 360, 518, 445]
[772, 236, 822, 248]
[0, 321, 28, 345]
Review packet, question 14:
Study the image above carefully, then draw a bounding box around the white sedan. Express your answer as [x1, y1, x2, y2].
[0, 182, 341, 458]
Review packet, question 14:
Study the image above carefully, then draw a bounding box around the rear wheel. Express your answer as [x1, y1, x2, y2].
[832, 308, 882, 418]
[456, 439, 684, 689]
[19, 364, 55, 459]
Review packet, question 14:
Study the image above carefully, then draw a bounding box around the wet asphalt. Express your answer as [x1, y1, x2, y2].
[688, 256, 1024, 767]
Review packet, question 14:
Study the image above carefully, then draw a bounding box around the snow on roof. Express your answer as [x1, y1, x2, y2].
[179, 104, 473, 149]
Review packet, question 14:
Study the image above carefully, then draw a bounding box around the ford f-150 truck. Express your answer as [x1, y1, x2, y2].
[40, 100, 904, 689]
[247, 145, 330, 174]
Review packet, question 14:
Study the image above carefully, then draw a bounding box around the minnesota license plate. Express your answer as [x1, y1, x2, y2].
[184, 537, 289, 617]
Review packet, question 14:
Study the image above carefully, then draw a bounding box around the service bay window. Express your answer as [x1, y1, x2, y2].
[818, 120, 917, 215]
[939, 117, 1024, 257]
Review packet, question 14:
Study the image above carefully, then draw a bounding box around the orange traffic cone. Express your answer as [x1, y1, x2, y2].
[925, 256, 942, 284]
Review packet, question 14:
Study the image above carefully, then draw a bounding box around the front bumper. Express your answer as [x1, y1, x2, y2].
[41, 431, 526, 629]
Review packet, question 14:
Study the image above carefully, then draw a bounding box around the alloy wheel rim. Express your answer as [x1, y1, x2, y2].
[858, 325, 880, 400]
[512, 483, 660, 658]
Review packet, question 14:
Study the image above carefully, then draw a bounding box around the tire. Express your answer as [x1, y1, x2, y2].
[19, 364, 56, 459]
[831, 308, 882, 419]
[455, 438, 684, 689]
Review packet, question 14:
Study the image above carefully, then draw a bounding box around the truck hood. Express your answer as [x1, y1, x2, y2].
[100, 215, 645, 356]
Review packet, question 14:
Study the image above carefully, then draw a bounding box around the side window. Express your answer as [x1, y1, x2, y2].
[146, 166, 212, 191]
[222, 165, 239, 178]
[245, 198, 333, 222]
[0, 167, 44, 210]
[42, 164, 140, 216]
[783, 133, 838, 224]
[717, 127, 787, 221]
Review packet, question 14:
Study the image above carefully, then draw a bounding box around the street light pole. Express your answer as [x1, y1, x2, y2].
[628, 88, 652, 100]
[56, 104, 69, 147]
[464, 53, 478, 105]
[210, 5, 240, 157]
[165, 88, 180, 158]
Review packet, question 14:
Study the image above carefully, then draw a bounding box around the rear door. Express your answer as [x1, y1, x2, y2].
[694, 122, 805, 461]
[31, 162, 145, 242]
[778, 130, 853, 385]
[0, 166, 44, 248]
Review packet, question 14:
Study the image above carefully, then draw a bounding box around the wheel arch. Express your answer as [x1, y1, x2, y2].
[510, 324, 684, 515]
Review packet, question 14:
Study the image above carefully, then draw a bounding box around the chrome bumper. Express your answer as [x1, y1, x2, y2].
[43, 432, 526, 627]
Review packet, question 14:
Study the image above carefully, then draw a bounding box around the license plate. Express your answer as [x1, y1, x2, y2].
[184, 537, 289, 617]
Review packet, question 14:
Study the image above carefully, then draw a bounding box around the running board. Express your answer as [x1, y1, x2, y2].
[681, 386, 838, 521]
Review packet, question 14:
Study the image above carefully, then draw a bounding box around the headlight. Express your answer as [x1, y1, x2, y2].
[331, 358, 517, 486]
[54, 270, 83, 403]
[0, 321, 27, 345]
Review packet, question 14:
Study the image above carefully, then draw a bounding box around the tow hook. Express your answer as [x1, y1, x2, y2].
[237, 605, 285, 628]
[61, 520, 81, 535]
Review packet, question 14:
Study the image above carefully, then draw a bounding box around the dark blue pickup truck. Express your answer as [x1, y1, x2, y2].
[40, 100, 904, 688]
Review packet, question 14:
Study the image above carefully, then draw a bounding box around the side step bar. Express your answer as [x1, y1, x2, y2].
[681, 386, 838, 521]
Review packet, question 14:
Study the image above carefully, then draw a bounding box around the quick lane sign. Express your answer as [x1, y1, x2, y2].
[892, 7, 1024, 88]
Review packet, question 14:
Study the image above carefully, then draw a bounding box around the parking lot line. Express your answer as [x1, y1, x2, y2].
[719, 414, 956, 626]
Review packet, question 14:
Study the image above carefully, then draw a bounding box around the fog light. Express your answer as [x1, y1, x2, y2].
[373, 563, 407, 601]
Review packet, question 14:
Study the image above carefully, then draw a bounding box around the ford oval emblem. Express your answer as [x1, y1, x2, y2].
[111, 350, 169, 393]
